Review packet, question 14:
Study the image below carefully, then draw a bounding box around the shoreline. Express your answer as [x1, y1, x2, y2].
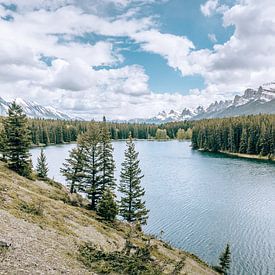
[198, 148, 275, 162]
[31, 139, 191, 148]
[219, 151, 275, 162]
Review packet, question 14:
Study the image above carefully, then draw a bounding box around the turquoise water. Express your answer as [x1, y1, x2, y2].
[31, 141, 275, 275]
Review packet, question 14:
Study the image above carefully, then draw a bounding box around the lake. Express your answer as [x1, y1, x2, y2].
[31, 141, 275, 275]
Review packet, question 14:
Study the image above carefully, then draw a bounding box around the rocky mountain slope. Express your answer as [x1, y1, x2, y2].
[137, 82, 275, 124]
[0, 162, 217, 274]
[0, 97, 73, 120]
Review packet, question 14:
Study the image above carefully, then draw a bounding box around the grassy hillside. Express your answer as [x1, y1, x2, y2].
[0, 162, 217, 274]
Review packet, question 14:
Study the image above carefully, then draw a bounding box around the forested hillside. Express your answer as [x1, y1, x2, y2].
[3, 118, 192, 146]
[191, 115, 275, 158]
[27, 119, 160, 145]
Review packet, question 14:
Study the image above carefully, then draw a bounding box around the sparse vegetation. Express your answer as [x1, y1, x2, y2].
[78, 241, 163, 275]
[19, 201, 44, 216]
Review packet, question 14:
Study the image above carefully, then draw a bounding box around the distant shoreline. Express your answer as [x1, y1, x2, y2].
[30, 139, 191, 148]
[219, 151, 275, 162]
[198, 148, 275, 162]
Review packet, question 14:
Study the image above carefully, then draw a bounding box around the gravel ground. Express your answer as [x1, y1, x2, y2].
[0, 210, 91, 275]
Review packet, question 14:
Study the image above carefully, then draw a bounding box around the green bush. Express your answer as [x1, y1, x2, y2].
[19, 201, 43, 216]
[78, 242, 163, 275]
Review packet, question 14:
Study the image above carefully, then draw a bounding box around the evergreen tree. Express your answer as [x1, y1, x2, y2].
[36, 149, 49, 179]
[0, 124, 7, 161]
[218, 244, 231, 274]
[60, 145, 86, 193]
[81, 124, 101, 209]
[239, 128, 248, 153]
[259, 125, 270, 156]
[119, 134, 149, 225]
[98, 117, 116, 195]
[247, 134, 255, 154]
[97, 188, 118, 221]
[4, 102, 32, 177]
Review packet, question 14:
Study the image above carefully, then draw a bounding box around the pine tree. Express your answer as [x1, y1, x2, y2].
[36, 149, 49, 179]
[4, 101, 32, 177]
[81, 124, 101, 209]
[239, 128, 248, 153]
[98, 117, 116, 195]
[119, 134, 149, 225]
[218, 244, 231, 274]
[60, 145, 86, 193]
[0, 124, 7, 161]
[97, 188, 118, 221]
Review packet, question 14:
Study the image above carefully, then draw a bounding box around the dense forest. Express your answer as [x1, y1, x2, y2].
[26, 119, 193, 145]
[191, 114, 275, 157]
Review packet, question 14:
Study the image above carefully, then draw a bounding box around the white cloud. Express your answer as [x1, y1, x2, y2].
[200, 0, 228, 17]
[200, 0, 219, 16]
[132, 30, 195, 75]
[208, 33, 217, 43]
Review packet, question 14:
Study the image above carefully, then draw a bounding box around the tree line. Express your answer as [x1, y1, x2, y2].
[28, 119, 159, 145]
[191, 114, 275, 157]
[26, 119, 193, 146]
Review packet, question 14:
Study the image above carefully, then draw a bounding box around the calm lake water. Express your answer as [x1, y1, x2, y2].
[31, 141, 275, 275]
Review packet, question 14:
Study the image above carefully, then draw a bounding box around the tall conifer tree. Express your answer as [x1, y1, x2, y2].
[60, 145, 86, 193]
[119, 133, 149, 225]
[98, 117, 116, 195]
[4, 101, 32, 177]
[36, 149, 49, 179]
[0, 125, 7, 161]
[81, 124, 101, 209]
[239, 128, 248, 153]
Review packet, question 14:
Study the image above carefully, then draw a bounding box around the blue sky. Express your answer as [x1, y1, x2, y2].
[0, 0, 274, 119]
[94, 0, 235, 94]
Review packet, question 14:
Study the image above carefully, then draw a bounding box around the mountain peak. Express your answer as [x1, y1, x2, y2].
[131, 82, 275, 124]
[0, 97, 76, 120]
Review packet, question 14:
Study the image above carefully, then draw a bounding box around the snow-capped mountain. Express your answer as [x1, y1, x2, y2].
[132, 82, 275, 124]
[194, 82, 275, 120]
[0, 97, 75, 120]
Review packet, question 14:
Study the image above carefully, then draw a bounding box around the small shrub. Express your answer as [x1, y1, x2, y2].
[172, 257, 186, 275]
[78, 242, 163, 275]
[163, 241, 173, 250]
[19, 201, 43, 216]
[68, 193, 85, 207]
[97, 189, 118, 221]
[0, 241, 10, 259]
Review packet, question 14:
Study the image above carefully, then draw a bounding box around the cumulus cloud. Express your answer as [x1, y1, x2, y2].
[132, 30, 195, 75]
[200, 0, 219, 16]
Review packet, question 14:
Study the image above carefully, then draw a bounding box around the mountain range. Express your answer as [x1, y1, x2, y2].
[1, 82, 275, 122]
[131, 82, 275, 124]
[0, 97, 74, 120]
